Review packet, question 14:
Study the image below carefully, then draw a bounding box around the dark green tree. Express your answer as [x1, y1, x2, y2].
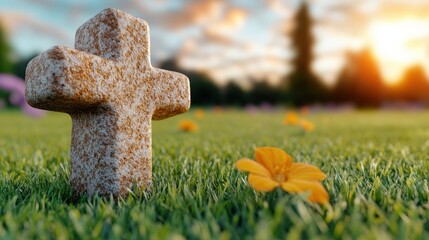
[14, 54, 39, 79]
[287, 2, 327, 105]
[249, 81, 282, 105]
[222, 81, 247, 106]
[0, 23, 13, 73]
[0, 23, 14, 107]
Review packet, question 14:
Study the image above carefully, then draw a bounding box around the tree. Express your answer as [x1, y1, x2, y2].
[394, 65, 429, 102]
[249, 81, 282, 105]
[222, 81, 247, 106]
[14, 54, 39, 79]
[0, 22, 13, 73]
[187, 72, 221, 105]
[287, 2, 327, 105]
[333, 48, 385, 107]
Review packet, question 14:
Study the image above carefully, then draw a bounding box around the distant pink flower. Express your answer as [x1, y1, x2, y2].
[244, 104, 259, 114]
[260, 102, 274, 112]
[0, 74, 45, 117]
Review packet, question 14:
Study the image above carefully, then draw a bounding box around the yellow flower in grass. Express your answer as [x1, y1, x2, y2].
[179, 119, 198, 132]
[283, 111, 299, 125]
[236, 147, 329, 204]
[299, 119, 315, 132]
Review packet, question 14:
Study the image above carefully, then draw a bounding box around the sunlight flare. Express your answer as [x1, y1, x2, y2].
[369, 19, 429, 83]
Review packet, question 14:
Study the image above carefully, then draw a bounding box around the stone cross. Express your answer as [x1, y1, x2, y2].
[25, 8, 190, 198]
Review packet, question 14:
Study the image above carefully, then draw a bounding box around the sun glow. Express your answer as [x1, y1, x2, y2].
[369, 19, 428, 84]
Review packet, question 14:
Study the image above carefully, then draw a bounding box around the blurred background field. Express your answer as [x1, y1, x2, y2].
[0, 109, 428, 238]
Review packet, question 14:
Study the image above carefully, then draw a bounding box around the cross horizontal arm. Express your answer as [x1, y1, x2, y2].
[150, 68, 190, 120]
[26, 46, 115, 113]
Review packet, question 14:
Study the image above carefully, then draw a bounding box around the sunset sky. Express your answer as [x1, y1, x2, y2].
[1, 0, 429, 86]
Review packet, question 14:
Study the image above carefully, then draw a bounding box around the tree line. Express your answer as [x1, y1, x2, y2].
[160, 52, 429, 107]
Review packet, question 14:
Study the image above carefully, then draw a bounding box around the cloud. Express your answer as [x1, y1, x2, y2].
[0, 11, 70, 42]
[178, 36, 289, 85]
[175, 5, 249, 65]
[377, 1, 429, 19]
[224, 8, 247, 27]
[265, 0, 293, 16]
[203, 8, 247, 44]
[115, 0, 207, 27]
[163, 0, 223, 29]
[174, 2, 293, 84]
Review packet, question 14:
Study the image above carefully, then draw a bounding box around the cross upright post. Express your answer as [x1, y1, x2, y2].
[25, 8, 190, 198]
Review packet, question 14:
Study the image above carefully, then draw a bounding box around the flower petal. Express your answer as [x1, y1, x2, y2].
[236, 158, 272, 177]
[281, 179, 329, 203]
[255, 147, 292, 174]
[288, 163, 326, 181]
[248, 174, 279, 192]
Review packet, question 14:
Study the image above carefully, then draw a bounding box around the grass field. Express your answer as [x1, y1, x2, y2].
[0, 109, 428, 239]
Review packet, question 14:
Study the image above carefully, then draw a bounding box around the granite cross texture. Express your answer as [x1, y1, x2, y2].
[25, 8, 190, 198]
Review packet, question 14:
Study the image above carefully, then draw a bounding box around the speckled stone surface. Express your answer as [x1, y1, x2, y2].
[25, 8, 190, 198]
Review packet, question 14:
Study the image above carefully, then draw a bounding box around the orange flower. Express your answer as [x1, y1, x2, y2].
[283, 111, 299, 125]
[299, 119, 315, 132]
[235, 147, 329, 204]
[195, 108, 205, 119]
[179, 119, 198, 132]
